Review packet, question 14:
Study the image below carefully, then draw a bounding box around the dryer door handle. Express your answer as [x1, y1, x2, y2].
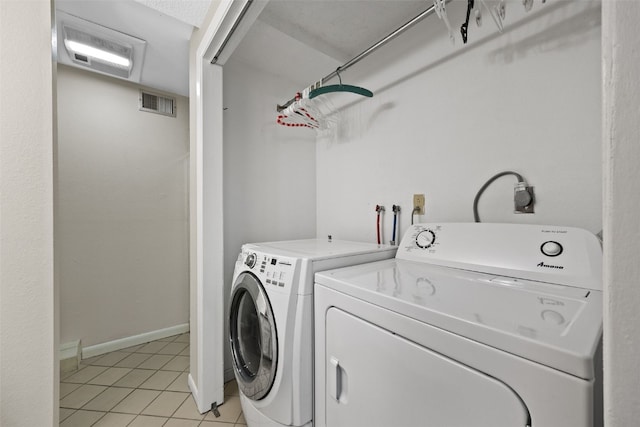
[329, 357, 341, 401]
[329, 356, 347, 402]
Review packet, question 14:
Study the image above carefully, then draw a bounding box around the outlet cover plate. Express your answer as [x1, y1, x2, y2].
[413, 194, 425, 215]
[514, 186, 535, 214]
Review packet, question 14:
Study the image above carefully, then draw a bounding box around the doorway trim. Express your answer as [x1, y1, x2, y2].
[189, 0, 268, 413]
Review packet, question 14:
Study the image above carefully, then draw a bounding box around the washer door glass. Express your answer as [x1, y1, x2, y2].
[229, 272, 278, 400]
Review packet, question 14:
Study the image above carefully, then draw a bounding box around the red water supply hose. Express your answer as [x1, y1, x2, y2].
[375, 205, 384, 244]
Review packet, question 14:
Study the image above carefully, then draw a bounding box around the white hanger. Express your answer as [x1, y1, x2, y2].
[433, 0, 455, 44]
[281, 99, 319, 129]
[497, 0, 506, 20]
[480, 0, 504, 32]
[302, 85, 333, 130]
[277, 81, 343, 131]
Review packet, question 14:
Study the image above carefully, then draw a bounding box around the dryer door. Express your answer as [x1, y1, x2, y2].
[324, 307, 530, 427]
[229, 272, 278, 401]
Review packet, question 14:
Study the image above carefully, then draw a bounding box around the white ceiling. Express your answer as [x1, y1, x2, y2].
[54, 0, 433, 97]
[258, 0, 428, 64]
[133, 0, 212, 28]
[230, 0, 431, 89]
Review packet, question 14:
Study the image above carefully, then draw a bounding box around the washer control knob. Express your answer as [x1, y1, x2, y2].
[245, 253, 257, 268]
[416, 230, 436, 249]
[541, 241, 563, 257]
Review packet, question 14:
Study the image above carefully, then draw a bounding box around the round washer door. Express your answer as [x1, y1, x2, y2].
[229, 272, 278, 400]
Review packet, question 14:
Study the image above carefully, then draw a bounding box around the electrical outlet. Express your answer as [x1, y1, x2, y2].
[514, 186, 535, 214]
[413, 194, 425, 215]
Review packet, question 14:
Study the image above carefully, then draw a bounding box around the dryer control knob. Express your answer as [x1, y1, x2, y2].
[245, 253, 257, 268]
[541, 241, 563, 257]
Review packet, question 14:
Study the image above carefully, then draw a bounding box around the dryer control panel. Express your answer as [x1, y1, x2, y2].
[397, 223, 602, 290]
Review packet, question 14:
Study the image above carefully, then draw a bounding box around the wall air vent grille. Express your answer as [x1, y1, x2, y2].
[139, 91, 176, 117]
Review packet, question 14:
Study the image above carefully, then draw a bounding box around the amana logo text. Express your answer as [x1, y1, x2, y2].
[537, 261, 564, 270]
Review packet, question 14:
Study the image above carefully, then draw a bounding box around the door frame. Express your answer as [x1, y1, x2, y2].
[189, 0, 269, 413]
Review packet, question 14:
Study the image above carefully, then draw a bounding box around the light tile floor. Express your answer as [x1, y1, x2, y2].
[60, 333, 246, 427]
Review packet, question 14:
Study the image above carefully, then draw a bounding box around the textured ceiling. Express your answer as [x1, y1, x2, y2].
[54, 0, 434, 97]
[231, 0, 432, 87]
[133, 0, 213, 28]
[258, 0, 429, 63]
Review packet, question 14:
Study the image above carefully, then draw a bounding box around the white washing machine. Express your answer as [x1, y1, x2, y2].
[229, 238, 397, 427]
[314, 223, 603, 427]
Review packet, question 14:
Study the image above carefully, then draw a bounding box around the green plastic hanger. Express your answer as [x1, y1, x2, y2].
[309, 67, 373, 100]
[309, 84, 373, 99]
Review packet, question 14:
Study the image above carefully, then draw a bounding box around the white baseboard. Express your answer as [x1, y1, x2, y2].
[60, 339, 81, 360]
[60, 340, 81, 373]
[190, 371, 231, 414]
[188, 373, 205, 413]
[82, 323, 189, 359]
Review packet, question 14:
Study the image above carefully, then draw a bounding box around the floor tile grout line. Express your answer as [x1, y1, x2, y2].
[63, 368, 159, 387]
[83, 353, 189, 372]
[60, 408, 105, 427]
[59, 408, 78, 423]
[79, 339, 182, 368]
[87, 410, 109, 427]
[80, 383, 136, 413]
[133, 386, 190, 419]
[165, 390, 191, 420]
[61, 335, 197, 425]
[123, 413, 168, 427]
[63, 366, 110, 384]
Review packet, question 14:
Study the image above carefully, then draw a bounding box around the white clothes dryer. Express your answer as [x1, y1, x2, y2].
[314, 223, 603, 427]
[229, 239, 397, 427]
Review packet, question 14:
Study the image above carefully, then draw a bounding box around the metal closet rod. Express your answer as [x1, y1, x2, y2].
[211, 0, 254, 65]
[277, 0, 451, 111]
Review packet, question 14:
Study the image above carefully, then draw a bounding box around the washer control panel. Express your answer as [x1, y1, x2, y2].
[240, 249, 297, 293]
[415, 229, 437, 249]
[406, 225, 442, 254]
[398, 223, 602, 291]
[260, 255, 289, 288]
[244, 252, 257, 268]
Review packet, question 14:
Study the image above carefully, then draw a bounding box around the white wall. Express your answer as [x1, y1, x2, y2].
[0, 0, 57, 425]
[316, 1, 602, 242]
[56, 65, 189, 348]
[222, 57, 317, 374]
[602, 1, 640, 425]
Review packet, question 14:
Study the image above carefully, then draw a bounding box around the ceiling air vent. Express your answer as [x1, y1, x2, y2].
[139, 90, 176, 117]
